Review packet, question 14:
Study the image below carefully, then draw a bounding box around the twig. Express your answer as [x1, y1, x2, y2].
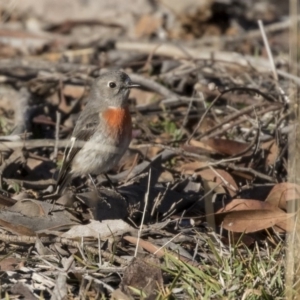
[83, 275, 115, 293]
[133, 143, 210, 160]
[151, 183, 170, 217]
[183, 182, 223, 217]
[133, 142, 238, 162]
[134, 168, 151, 257]
[0, 233, 128, 265]
[153, 231, 182, 255]
[181, 90, 196, 131]
[220, 163, 275, 182]
[199, 102, 281, 140]
[258, 20, 278, 81]
[187, 90, 223, 144]
[129, 73, 177, 98]
[192, 85, 280, 143]
[98, 233, 102, 266]
[190, 16, 298, 46]
[258, 20, 289, 103]
[0, 139, 120, 152]
[53, 111, 61, 160]
[206, 104, 282, 139]
[142, 43, 162, 72]
[116, 41, 300, 85]
[208, 166, 237, 193]
[134, 142, 275, 182]
[231, 122, 260, 158]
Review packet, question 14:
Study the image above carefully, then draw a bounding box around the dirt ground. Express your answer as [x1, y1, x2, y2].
[0, 0, 296, 299]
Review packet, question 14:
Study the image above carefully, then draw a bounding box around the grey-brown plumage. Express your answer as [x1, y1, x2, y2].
[56, 71, 139, 194]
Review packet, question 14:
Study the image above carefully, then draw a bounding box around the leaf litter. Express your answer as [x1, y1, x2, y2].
[0, 0, 293, 298]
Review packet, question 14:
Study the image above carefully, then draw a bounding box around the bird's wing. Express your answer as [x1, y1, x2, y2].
[56, 111, 100, 192]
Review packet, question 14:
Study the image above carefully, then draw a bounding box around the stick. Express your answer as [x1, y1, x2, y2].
[134, 168, 151, 257]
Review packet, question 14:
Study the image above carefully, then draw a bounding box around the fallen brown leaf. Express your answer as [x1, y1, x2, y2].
[265, 182, 300, 210]
[0, 218, 36, 236]
[198, 168, 238, 196]
[217, 199, 278, 212]
[0, 257, 22, 271]
[261, 140, 279, 166]
[189, 138, 251, 156]
[215, 209, 293, 233]
[206, 138, 251, 156]
[189, 139, 216, 153]
[215, 199, 294, 233]
[180, 161, 208, 173]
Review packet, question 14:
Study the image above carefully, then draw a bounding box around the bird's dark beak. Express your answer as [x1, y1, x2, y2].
[127, 83, 140, 89]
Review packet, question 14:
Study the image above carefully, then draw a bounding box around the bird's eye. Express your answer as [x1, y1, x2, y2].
[108, 81, 116, 88]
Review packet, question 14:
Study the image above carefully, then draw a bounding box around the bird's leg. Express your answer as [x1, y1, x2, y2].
[88, 174, 99, 191]
[104, 173, 118, 192]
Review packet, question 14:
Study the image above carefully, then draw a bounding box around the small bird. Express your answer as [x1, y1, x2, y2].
[56, 70, 139, 194]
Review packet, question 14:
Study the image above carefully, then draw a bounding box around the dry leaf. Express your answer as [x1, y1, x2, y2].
[215, 199, 294, 233]
[62, 219, 134, 239]
[180, 161, 208, 173]
[202, 179, 227, 195]
[0, 218, 36, 236]
[0, 257, 21, 271]
[189, 138, 251, 156]
[217, 199, 278, 213]
[198, 168, 238, 196]
[124, 235, 164, 257]
[1, 200, 80, 233]
[189, 139, 216, 153]
[261, 140, 279, 166]
[265, 182, 300, 210]
[215, 209, 293, 233]
[206, 138, 251, 156]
